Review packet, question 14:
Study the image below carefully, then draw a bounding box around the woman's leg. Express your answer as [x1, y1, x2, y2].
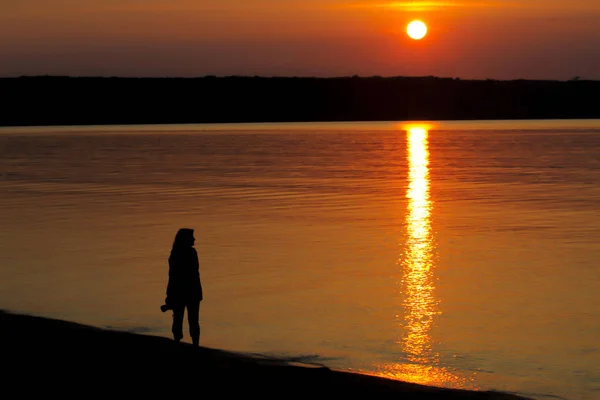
[171, 304, 185, 342]
[187, 300, 201, 346]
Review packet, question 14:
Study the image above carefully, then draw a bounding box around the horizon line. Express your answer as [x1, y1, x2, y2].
[1, 75, 597, 83]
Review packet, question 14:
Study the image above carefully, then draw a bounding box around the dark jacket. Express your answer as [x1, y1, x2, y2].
[165, 246, 203, 307]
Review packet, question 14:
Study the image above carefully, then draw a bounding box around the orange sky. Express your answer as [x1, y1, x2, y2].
[2, 0, 599, 79]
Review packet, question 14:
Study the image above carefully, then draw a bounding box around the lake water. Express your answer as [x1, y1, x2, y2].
[1, 120, 599, 400]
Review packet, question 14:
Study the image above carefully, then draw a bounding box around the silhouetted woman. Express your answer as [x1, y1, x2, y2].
[162, 228, 203, 345]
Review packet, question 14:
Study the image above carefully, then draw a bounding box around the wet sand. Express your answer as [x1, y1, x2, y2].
[1, 310, 530, 398]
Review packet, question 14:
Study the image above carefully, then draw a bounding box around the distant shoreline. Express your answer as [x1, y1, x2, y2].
[2, 75, 600, 127]
[1, 310, 530, 398]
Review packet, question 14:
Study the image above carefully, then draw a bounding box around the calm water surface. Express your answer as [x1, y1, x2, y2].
[1, 120, 599, 400]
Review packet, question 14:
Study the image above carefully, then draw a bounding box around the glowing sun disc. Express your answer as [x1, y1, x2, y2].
[407, 20, 427, 40]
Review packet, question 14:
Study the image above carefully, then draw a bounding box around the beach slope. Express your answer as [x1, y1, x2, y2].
[1, 310, 529, 398]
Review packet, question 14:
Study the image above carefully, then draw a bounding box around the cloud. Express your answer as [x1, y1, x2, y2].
[341, 0, 600, 13]
[342, 1, 513, 11]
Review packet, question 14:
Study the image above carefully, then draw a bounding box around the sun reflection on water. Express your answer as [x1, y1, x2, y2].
[374, 125, 475, 389]
[403, 126, 437, 364]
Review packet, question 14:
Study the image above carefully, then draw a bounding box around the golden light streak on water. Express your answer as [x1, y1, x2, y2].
[403, 126, 436, 364]
[374, 125, 475, 389]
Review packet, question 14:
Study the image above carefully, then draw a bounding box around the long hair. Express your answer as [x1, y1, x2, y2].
[171, 228, 194, 252]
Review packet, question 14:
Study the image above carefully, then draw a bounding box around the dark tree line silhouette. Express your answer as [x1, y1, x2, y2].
[1, 75, 599, 127]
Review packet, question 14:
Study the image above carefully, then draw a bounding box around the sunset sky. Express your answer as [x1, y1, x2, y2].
[2, 0, 600, 80]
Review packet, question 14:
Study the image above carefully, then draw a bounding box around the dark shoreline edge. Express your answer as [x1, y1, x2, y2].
[1, 309, 530, 398]
[2, 75, 600, 127]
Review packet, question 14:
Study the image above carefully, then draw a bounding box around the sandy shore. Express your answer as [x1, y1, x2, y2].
[1, 310, 530, 398]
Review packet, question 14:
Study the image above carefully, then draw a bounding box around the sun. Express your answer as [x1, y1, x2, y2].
[407, 20, 427, 40]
